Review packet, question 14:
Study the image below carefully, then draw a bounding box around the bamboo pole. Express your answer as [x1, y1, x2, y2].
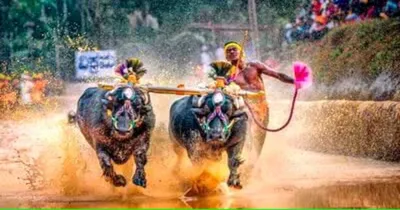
[98, 83, 265, 99]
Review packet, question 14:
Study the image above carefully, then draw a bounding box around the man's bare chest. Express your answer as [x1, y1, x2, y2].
[234, 67, 264, 91]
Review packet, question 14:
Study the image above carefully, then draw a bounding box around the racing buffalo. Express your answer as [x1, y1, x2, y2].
[169, 88, 248, 189]
[74, 84, 155, 188]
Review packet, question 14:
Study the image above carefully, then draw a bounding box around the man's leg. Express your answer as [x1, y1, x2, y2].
[246, 102, 269, 180]
[250, 101, 269, 158]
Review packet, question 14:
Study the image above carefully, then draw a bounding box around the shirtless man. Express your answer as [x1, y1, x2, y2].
[223, 41, 295, 160]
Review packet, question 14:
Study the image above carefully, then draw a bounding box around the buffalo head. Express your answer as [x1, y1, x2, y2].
[191, 89, 247, 144]
[102, 85, 150, 139]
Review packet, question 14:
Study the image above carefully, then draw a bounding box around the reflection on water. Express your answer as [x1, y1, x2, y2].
[291, 179, 400, 208]
[1, 180, 400, 208]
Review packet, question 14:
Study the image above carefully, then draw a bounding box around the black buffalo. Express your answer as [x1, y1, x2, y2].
[74, 84, 155, 188]
[169, 89, 248, 189]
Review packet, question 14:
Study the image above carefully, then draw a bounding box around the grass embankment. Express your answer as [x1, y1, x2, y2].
[287, 18, 400, 101]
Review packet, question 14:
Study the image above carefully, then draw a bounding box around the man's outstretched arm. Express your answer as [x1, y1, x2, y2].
[249, 61, 294, 84]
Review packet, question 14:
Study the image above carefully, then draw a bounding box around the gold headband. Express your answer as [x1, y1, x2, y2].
[224, 43, 246, 60]
[224, 43, 242, 52]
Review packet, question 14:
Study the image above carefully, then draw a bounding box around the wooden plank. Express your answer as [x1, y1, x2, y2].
[98, 83, 265, 98]
[140, 85, 214, 95]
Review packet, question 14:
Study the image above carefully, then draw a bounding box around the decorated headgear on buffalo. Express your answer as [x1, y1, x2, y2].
[125, 58, 147, 79]
[208, 61, 235, 88]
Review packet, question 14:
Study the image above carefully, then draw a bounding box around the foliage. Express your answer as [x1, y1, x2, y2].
[0, 0, 303, 80]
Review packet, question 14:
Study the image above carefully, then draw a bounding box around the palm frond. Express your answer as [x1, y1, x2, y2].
[208, 61, 233, 80]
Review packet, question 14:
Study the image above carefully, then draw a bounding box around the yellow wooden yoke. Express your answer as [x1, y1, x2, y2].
[98, 74, 265, 99]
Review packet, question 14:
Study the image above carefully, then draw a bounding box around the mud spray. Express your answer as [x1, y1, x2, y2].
[2, 63, 400, 208]
[0, 64, 285, 204]
[50, 82, 245, 196]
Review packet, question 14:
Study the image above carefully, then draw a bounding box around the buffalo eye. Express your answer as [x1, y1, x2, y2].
[204, 104, 211, 114]
[192, 108, 207, 116]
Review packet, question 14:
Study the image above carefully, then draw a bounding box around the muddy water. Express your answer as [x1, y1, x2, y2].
[1, 83, 400, 208]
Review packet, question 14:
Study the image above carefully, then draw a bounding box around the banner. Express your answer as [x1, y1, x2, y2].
[75, 50, 117, 79]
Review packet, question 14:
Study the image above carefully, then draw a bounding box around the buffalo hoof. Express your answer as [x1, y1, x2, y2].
[67, 111, 76, 124]
[133, 169, 147, 188]
[227, 174, 242, 189]
[112, 174, 127, 187]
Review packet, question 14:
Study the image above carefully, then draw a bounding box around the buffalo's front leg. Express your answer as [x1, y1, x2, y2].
[226, 139, 245, 189]
[133, 151, 147, 188]
[132, 132, 150, 188]
[96, 146, 126, 187]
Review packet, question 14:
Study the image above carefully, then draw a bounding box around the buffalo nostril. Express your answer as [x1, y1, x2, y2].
[211, 132, 222, 138]
[118, 127, 130, 132]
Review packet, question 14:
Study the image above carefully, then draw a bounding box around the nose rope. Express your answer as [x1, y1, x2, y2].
[206, 106, 228, 126]
[115, 106, 125, 117]
[204, 105, 231, 138]
[124, 100, 135, 118]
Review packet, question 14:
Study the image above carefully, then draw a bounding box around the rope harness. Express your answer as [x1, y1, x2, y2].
[202, 89, 237, 136]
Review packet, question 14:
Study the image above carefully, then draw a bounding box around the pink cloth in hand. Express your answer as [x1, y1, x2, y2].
[293, 61, 312, 89]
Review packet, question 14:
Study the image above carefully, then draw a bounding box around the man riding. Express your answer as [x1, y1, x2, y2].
[222, 41, 295, 160]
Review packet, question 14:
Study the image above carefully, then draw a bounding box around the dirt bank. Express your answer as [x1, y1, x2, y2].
[282, 100, 400, 161]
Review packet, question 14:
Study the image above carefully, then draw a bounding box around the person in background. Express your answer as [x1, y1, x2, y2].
[380, 0, 399, 19]
[215, 45, 225, 61]
[31, 73, 48, 105]
[0, 74, 7, 99]
[345, 8, 362, 23]
[284, 22, 294, 44]
[310, 15, 329, 40]
[19, 71, 34, 105]
[200, 45, 212, 75]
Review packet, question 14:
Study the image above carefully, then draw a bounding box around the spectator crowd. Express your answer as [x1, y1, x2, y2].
[0, 71, 63, 110]
[284, 0, 400, 44]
